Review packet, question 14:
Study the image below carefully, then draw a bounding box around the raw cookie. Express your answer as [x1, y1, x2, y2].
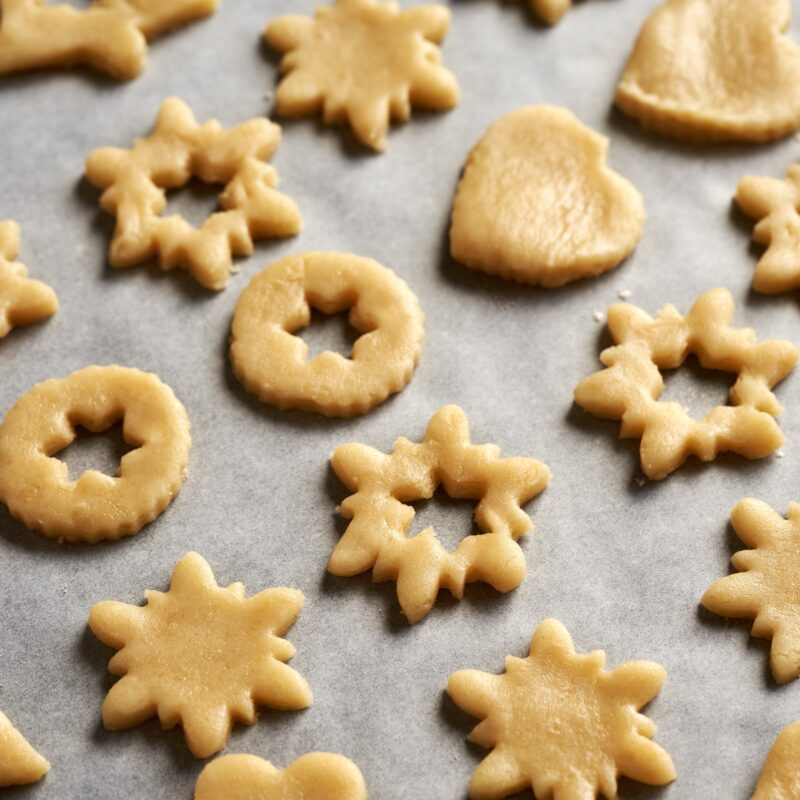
[0, 710, 49, 787]
[0, 365, 190, 542]
[0, 0, 217, 80]
[329, 405, 551, 622]
[264, 0, 459, 151]
[736, 164, 800, 294]
[574, 288, 799, 480]
[88, 552, 312, 759]
[194, 753, 367, 800]
[530, 0, 574, 25]
[449, 106, 644, 287]
[702, 499, 800, 685]
[447, 619, 676, 800]
[0, 220, 57, 338]
[615, 0, 800, 143]
[230, 252, 424, 417]
[85, 97, 301, 291]
[752, 721, 800, 799]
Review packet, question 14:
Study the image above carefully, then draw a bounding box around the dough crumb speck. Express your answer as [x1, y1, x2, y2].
[618, 289, 632, 300]
[593, 310, 605, 323]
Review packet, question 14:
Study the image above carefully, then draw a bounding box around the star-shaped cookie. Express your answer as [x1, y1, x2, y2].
[0, 709, 49, 787]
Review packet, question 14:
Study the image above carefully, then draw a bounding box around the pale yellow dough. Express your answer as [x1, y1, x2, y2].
[0, 0, 217, 80]
[195, 753, 367, 800]
[89, 552, 312, 759]
[0, 365, 190, 542]
[0, 710, 49, 787]
[615, 0, 800, 143]
[264, 0, 459, 151]
[329, 405, 551, 623]
[0, 220, 57, 338]
[449, 106, 645, 287]
[230, 252, 424, 417]
[752, 721, 800, 799]
[85, 97, 301, 291]
[702, 499, 800, 685]
[447, 619, 676, 800]
[574, 289, 798, 480]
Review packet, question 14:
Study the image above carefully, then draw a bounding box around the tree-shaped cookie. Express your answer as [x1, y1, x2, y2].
[0, 709, 49, 787]
[85, 97, 302, 291]
[0, 220, 57, 339]
[615, 0, 800, 142]
[264, 0, 459, 151]
[574, 288, 799, 480]
[88, 552, 312, 758]
[0, 0, 217, 80]
[702, 499, 800, 685]
[449, 106, 645, 287]
[752, 721, 800, 799]
[194, 753, 367, 800]
[329, 405, 551, 623]
[447, 619, 676, 800]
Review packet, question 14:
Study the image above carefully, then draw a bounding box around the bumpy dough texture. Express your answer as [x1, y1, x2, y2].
[574, 288, 798, 480]
[615, 0, 800, 143]
[0, 365, 190, 542]
[449, 106, 644, 287]
[329, 405, 551, 623]
[195, 753, 367, 800]
[89, 551, 312, 759]
[447, 619, 676, 800]
[702, 499, 800, 685]
[0, 220, 57, 338]
[85, 97, 301, 291]
[752, 721, 800, 799]
[264, 0, 459, 151]
[231, 252, 424, 417]
[0, 0, 217, 80]
[0, 710, 49, 787]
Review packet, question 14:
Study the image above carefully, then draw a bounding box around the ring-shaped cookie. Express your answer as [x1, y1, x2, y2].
[0, 365, 191, 543]
[230, 252, 424, 417]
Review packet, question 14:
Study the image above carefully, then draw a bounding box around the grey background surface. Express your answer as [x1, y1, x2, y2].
[2, 0, 800, 797]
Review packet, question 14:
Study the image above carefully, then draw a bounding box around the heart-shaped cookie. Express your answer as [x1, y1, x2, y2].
[616, 0, 800, 142]
[449, 105, 644, 287]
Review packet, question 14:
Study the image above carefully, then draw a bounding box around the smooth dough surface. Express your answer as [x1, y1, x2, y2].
[89, 552, 312, 759]
[752, 721, 800, 799]
[447, 619, 676, 800]
[194, 752, 367, 800]
[0, 710, 49, 787]
[0, 365, 191, 542]
[230, 252, 424, 417]
[574, 288, 799, 479]
[264, 0, 459, 151]
[530, 0, 571, 24]
[615, 0, 800, 143]
[449, 106, 645, 287]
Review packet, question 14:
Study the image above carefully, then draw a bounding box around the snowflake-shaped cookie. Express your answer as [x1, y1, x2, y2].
[574, 288, 799, 480]
[736, 165, 800, 294]
[329, 405, 551, 623]
[264, 0, 459, 151]
[447, 619, 676, 800]
[84, 97, 302, 291]
[0, 220, 57, 338]
[88, 551, 312, 758]
[0, 709, 49, 787]
[702, 498, 800, 684]
[752, 721, 800, 799]
[195, 752, 367, 800]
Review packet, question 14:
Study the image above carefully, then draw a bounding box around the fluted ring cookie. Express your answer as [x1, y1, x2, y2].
[230, 252, 424, 417]
[0, 365, 191, 542]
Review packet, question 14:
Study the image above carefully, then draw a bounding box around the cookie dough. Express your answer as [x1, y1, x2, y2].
[264, 0, 459, 151]
[449, 106, 645, 287]
[752, 721, 800, 799]
[89, 552, 312, 759]
[195, 753, 367, 800]
[0, 365, 190, 542]
[0, 710, 49, 787]
[531, 0, 573, 24]
[329, 405, 551, 622]
[447, 619, 676, 800]
[85, 97, 301, 291]
[0, 220, 57, 338]
[230, 252, 424, 417]
[615, 0, 800, 143]
[574, 288, 799, 479]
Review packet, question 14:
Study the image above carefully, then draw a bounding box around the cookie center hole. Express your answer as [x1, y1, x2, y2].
[408, 487, 478, 551]
[660, 355, 734, 418]
[56, 422, 137, 480]
[299, 309, 362, 360]
[164, 178, 221, 228]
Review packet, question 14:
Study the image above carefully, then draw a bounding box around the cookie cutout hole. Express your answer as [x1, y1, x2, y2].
[408, 487, 478, 551]
[660, 355, 734, 418]
[164, 178, 221, 229]
[298, 309, 363, 360]
[55, 422, 138, 480]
